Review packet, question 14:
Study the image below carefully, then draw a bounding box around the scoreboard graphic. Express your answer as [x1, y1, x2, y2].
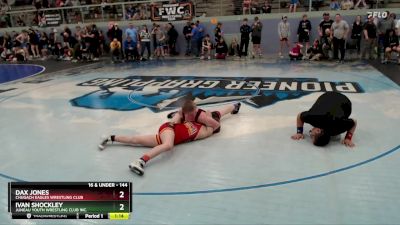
[8, 182, 132, 220]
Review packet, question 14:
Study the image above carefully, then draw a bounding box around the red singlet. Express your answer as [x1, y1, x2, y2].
[156, 122, 203, 145]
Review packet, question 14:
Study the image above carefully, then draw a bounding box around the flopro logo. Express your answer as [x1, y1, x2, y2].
[367, 11, 388, 19]
[70, 76, 364, 112]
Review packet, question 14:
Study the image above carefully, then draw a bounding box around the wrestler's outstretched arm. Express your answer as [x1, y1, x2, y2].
[291, 112, 305, 140]
[342, 119, 357, 148]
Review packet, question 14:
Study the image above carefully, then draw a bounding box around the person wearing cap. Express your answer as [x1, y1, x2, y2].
[291, 92, 357, 148]
[362, 15, 378, 60]
[319, 13, 334, 38]
[278, 15, 291, 57]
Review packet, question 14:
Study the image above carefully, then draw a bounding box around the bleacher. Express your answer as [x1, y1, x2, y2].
[194, 0, 400, 17]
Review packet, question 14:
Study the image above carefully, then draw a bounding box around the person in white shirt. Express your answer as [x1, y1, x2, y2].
[139, 25, 151, 60]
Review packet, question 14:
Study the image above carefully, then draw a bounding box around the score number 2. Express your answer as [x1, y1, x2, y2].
[119, 191, 125, 211]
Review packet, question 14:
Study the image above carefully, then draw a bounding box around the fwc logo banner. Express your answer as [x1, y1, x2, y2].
[151, 2, 194, 21]
[70, 76, 364, 112]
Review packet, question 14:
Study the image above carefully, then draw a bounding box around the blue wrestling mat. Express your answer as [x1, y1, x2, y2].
[0, 64, 45, 84]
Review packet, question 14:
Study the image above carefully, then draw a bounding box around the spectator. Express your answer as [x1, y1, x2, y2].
[37, 12, 46, 27]
[289, 42, 303, 60]
[39, 31, 49, 59]
[2, 32, 12, 51]
[75, 26, 82, 43]
[215, 37, 228, 59]
[341, 0, 354, 10]
[307, 39, 323, 60]
[108, 23, 123, 43]
[278, 15, 291, 58]
[124, 36, 138, 61]
[243, 0, 251, 15]
[89, 24, 100, 61]
[167, 23, 178, 55]
[251, 16, 263, 58]
[15, 30, 29, 59]
[81, 26, 93, 60]
[382, 29, 399, 64]
[139, 25, 151, 60]
[153, 24, 165, 59]
[189, 23, 201, 57]
[214, 22, 223, 42]
[200, 34, 212, 60]
[251, 0, 259, 14]
[126, 23, 139, 43]
[362, 15, 378, 60]
[289, 0, 299, 13]
[48, 30, 57, 57]
[63, 31, 78, 61]
[319, 13, 334, 38]
[151, 23, 157, 56]
[330, 0, 340, 10]
[28, 28, 40, 58]
[297, 14, 312, 55]
[351, 15, 363, 56]
[229, 37, 240, 56]
[196, 20, 205, 50]
[377, 11, 395, 60]
[396, 16, 400, 36]
[354, 0, 367, 9]
[321, 29, 333, 58]
[125, 5, 135, 20]
[110, 38, 121, 63]
[63, 26, 72, 38]
[33, 0, 42, 10]
[162, 24, 169, 56]
[261, 0, 271, 13]
[16, 16, 26, 27]
[331, 13, 349, 63]
[99, 30, 106, 56]
[239, 18, 252, 57]
[183, 21, 192, 56]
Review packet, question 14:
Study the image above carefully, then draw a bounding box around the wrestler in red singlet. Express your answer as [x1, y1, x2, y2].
[156, 122, 203, 145]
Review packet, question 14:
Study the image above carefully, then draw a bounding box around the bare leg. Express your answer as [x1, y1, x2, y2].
[114, 134, 158, 147]
[144, 130, 175, 159]
[204, 104, 236, 118]
[218, 104, 235, 117]
[129, 129, 175, 175]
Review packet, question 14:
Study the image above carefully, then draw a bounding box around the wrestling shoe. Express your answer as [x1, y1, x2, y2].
[167, 111, 178, 119]
[129, 159, 145, 176]
[231, 102, 241, 114]
[98, 135, 111, 150]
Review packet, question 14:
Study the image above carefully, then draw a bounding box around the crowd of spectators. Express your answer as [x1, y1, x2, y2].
[282, 11, 400, 64]
[242, 0, 380, 14]
[1, 11, 399, 64]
